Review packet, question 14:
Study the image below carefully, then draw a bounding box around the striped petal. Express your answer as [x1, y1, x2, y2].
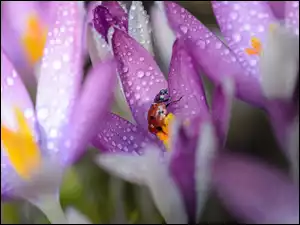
[112, 28, 167, 130]
[285, 1, 299, 36]
[212, 1, 277, 80]
[212, 153, 299, 224]
[164, 2, 264, 107]
[36, 2, 84, 156]
[168, 39, 209, 122]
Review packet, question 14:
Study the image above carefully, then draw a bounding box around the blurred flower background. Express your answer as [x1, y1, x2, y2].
[1, 1, 299, 224]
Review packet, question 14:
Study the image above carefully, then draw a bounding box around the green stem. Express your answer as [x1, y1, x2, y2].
[28, 194, 68, 224]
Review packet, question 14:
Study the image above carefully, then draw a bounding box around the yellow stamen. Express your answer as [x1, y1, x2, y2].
[156, 113, 175, 151]
[1, 108, 41, 180]
[245, 37, 262, 55]
[21, 14, 47, 64]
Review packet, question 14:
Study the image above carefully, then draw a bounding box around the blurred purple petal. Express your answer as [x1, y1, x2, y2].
[63, 59, 117, 164]
[168, 39, 209, 121]
[268, 1, 286, 19]
[36, 2, 84, 155]
[1, 1, 56, 89]
[212, 1, 276, 79]
[212, 153, 299, 223]
[169, 120, 198, 222]
[164, 2, 264, 107]
[1, 50, 36, 132]
[92, 113, 155, 154]
[211, 78, 235, 145]
[128, 1, 153, 55]
[285, 1, 299, 35]
[112, 28, 167, 130]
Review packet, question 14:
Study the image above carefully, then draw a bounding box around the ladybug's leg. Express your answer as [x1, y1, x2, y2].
[166, 96, 183, 108]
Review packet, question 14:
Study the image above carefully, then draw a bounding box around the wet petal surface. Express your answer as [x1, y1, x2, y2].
[112, 28, 167, 130]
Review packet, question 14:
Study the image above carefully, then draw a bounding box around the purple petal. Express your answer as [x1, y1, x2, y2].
[36, 2, 84, 155]
[128, 1, 153, 54]
[1, 1, 56, 89]
[112, 28, 168, 130]
[212, 153, 299, 223]
[92, 113, 155, 155]
[93, 2, 128, 41]
[285, 1, 299, 35]
[164, 2, 265, 107]
[169, 120, 198, 222]
[268, 1, 286, 19]
[1, 50, 37, 198]
[60, 59, 117, 164]
[102, 1, 128, 31]
[212, 1, 277, 79]
[168, 39, 209, 122]
[169, 119, 218, 222]
[1, 50, 36, 132]
[211, 78, 235, 145]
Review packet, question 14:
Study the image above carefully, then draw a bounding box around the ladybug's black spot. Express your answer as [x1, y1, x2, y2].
[156, 126, 163, 132]
[150, 116, 155, 120]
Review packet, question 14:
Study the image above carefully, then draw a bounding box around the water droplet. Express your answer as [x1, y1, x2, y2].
[232, 33, 241, 42]
[196, 40, 206, 49]
[230, 12, 238, 20]
[179, 25, 188, 34]
[137, 70, 145, 78]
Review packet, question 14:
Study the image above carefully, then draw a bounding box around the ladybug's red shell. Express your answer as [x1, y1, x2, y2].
[147, 103, 168, 134]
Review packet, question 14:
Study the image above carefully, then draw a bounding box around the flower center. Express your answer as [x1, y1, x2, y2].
[155, 113, 175, 151]
[1, 108, 41, 180]
[21, 14, 48, 64]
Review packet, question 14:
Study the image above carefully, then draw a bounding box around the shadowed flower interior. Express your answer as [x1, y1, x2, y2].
[1, 108, 41, 180]
[21, 14, 48, 64]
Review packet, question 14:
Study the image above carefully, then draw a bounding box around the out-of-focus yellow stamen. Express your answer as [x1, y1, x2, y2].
[21, 14, 47, 64]
[1, 108, 41, 180]
[245, 37, 262, 55]
[156, 113, 175, 151]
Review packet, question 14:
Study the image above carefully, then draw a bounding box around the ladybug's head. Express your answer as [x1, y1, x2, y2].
[154, 89, 170, 103]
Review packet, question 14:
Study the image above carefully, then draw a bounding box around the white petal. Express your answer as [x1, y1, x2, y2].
[87, 25, 111, 65]
[142, 149, 188, 224]
[95, 152, 147, 185]
[12, 159, 64, 200]
[260, 25, 299, 100]
[65, 207, 92, 224]
[128, 1, 153, 55]
[195, 122, 218, 221]
[150, 1, 176, 74]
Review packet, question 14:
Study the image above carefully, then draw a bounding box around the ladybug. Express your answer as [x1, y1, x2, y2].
[147, 89, 182, 135]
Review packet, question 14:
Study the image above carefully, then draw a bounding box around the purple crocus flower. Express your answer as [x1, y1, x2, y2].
[92, 28, 234, 223]
[1, 2, 116, 223]
[159, 1, 299, 181]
